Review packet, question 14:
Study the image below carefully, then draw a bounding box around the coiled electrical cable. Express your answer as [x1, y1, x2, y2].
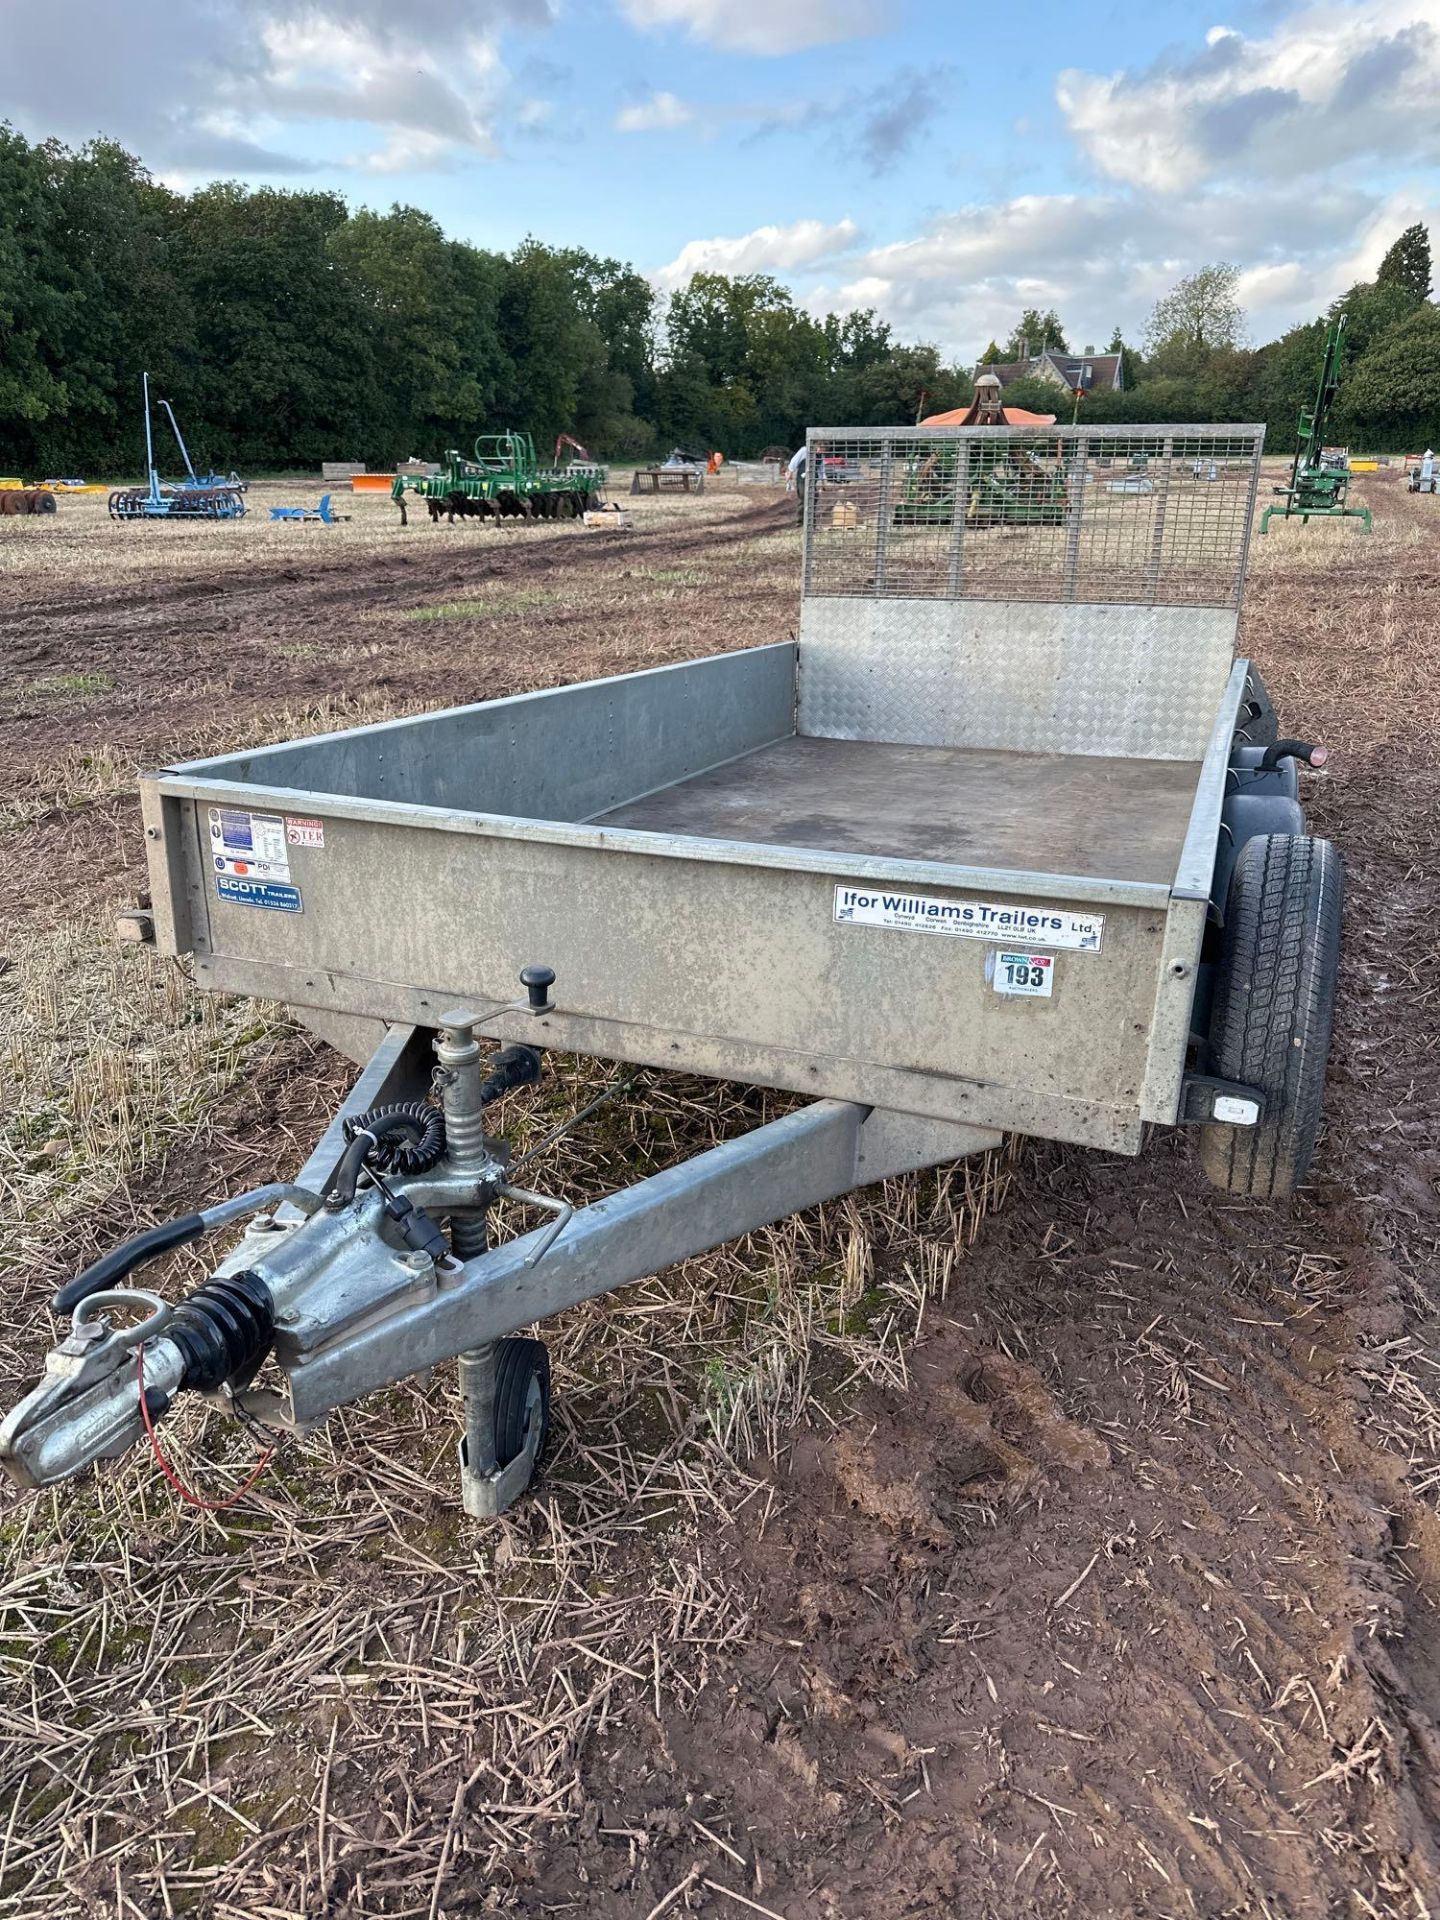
[326, 1102, 447, 1209]
[346, 1102, 447, 1175]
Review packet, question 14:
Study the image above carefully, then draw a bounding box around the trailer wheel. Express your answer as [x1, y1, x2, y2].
[493, 1336, 550, 1470]
[1199, 833, 1342, 1200]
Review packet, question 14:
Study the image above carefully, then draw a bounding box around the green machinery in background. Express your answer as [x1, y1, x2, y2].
[1260, 316, 1372, 535]
[392, 432, 604, 525]
[894, 439, 1069, 527]
[967, 444, 1069, 526]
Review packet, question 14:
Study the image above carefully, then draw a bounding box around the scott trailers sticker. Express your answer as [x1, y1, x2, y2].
[834, 886, 1103, 952]
[216, 877, 303, 913]
[209, 806, 290, 882]
[989, 951, 1055, 997]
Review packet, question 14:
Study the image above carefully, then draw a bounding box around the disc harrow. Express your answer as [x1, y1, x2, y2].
[109, 484, 246, 521]
[109, 373, 247, 524]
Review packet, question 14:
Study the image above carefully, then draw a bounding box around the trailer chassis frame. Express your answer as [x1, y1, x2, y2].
[0, 1009, 999, 1507]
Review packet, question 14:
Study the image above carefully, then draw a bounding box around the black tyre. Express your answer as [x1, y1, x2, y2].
[493, 1336, 550, 1469]
[1199, 833, 1342, 1199]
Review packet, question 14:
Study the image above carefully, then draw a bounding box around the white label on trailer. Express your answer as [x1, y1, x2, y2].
[208, 807, 290, 882]
[834, 886, 1103, 952]
[989, 951, 1056, 997]
[286, 816, 326, 849]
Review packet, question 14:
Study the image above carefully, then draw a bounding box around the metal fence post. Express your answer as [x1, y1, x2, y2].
[1233, 429, 1266, 604]
[873, 438, 896, 592]
[801, 437, 816, 595]
[1061, 431, 1089, 602]
[1143, 434, 1176, 599]
[946, 439, 971, 595]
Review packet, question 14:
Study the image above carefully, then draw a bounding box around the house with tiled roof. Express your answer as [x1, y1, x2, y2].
[976, 342, 1124, 396]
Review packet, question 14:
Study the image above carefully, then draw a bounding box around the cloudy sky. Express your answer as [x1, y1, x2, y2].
[5, 0, 1439, 359]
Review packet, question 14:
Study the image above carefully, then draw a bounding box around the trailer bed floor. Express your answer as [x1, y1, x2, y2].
[595, 736, 1198, 885]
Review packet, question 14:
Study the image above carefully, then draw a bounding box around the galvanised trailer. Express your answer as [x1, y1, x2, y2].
[2, 424, 1343, 1517]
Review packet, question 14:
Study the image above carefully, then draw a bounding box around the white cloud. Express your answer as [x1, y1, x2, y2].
[615, 90, 696, 132]
[653, 217, 861, 290]
[0, 3, 547, 173]
[347, 129, 461, 173]
[1059, 0, 1440, 190]
[816, 180, 1427, 360]
[256, 17, 504, 160]
[618, 0, 873, 56]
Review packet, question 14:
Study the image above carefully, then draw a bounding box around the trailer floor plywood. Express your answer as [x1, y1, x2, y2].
[595, 735, 1199, 885]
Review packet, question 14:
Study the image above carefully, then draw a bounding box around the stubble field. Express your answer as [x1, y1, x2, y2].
[0, 470, 1437, 1919]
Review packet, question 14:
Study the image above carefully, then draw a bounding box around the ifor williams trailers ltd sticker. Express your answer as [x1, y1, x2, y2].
[834, 885, 1103, 953]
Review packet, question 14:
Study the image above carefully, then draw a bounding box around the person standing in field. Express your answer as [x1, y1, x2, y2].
[786, 444, 808, 524]
[788, 442, 824, 525]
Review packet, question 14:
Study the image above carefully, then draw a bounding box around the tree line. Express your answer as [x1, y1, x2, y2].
[0, 128, 970, 476]
[1, 126, 1436, 478]
[980, 233, 1438, 452]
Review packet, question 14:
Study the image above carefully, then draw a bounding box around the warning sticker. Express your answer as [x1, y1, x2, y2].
[989, 951, 1056, 997]
[286, 816, 325, 849]
[216, 877, 303, 913]
[209, 806, 290, 882]
[834, 885, 1103, 953]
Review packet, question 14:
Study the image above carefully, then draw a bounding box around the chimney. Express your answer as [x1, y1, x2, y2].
[1020, 335, 1030, 366]
[1083, 343, 1094, 354]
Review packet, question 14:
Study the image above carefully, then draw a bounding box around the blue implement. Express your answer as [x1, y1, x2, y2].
[108, 375, 247, 522]
[269, 494, 343, 524]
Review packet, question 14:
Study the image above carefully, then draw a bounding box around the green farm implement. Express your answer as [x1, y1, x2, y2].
[1260, 316, 1371, 535]
[894, 439, 1068, 527]
[393, 432, 605, 527]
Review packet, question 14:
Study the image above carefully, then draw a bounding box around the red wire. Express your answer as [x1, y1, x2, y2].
[136, 1344, 273, 1513]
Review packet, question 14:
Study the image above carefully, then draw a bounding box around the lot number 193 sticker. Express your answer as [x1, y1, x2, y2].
[990, 951, 1055, 997]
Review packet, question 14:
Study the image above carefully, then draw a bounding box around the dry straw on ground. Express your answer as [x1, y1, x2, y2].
[1, 469, 1438, 1916]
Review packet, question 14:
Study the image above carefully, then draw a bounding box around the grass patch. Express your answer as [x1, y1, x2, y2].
[403, 599, 505, 622]
[28, 671, 114, 697]
[404, 587, 555, 623]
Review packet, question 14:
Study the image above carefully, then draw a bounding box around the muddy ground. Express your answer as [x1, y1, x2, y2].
[0, 474, 1437, 1919]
